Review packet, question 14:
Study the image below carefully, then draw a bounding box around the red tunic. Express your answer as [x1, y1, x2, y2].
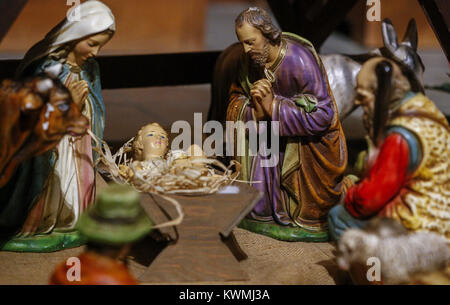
[345, 134, 410, 218]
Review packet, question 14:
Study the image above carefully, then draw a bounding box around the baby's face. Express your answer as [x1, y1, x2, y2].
[141, 125, 169, 160]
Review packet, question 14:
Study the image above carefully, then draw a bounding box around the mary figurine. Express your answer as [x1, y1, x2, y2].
[0, 0, 115, 251]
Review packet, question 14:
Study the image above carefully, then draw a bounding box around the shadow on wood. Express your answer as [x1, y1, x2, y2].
[137, 183, 261, 283]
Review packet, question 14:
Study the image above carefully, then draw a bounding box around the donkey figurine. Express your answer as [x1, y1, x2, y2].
[208, 18, 424, 122]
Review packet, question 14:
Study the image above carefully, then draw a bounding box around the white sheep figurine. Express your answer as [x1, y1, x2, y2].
[337, 219, 450, 284]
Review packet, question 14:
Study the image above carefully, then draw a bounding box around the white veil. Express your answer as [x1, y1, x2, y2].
[17, 0, 115, 77]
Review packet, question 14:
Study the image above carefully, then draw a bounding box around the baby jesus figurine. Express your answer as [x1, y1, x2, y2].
[100, 122, 237, 195]
[120, 123, 206, 177]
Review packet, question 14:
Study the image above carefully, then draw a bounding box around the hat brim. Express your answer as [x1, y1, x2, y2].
[77, 209, 153, 246]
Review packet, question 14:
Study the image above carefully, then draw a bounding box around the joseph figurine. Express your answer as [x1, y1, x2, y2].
[226, 7, 348, 241]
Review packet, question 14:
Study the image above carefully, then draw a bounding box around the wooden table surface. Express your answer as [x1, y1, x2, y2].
[136, 183, 262, 283]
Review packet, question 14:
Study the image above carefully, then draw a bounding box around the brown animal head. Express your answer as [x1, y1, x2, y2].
[0, 77, 48, 177]
[33, 74, 88, 142]
[0, 64, 89, 186]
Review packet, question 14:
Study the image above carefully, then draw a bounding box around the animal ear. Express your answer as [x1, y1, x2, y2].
[44, 63, 63, 79]
[402, 19, 418, 51]
[382, 18, 399, 54]
[21, 93, 43, 112]
[36, 79, 54, 95]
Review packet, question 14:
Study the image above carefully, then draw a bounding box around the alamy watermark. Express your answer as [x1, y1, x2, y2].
[66, 257, 81, 282]
[366, 0, 381, 22]
[66, 0, 81, 22]
[366, 256, 381, 282]
[170, 113, 280, 167]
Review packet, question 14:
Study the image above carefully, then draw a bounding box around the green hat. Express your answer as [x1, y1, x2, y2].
[77, 184, 153, 246]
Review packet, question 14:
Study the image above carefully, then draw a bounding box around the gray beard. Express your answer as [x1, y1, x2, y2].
[250, 42, 270, 68]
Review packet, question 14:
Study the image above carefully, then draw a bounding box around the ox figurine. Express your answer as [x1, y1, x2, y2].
[0, 64, 88, 187]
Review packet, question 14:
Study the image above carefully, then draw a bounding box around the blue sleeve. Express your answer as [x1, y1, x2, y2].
[387, 126, 423, 175]
[32, 58, 58, 76]
[92, 60, 103, 96]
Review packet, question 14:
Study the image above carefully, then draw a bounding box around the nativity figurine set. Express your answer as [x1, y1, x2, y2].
[0, 2, 448, 285]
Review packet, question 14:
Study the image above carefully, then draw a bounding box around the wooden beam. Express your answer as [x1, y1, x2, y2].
[267, 0, 358, 49]
[417, 0, 450, 61]
[98, 52, 220, 89]
[0, 0, 28, 45]
[0, 59, 17, 79]
[0, 51, 221, 88]
[309, 0, 359, 48]
[267, 0, 312, 42]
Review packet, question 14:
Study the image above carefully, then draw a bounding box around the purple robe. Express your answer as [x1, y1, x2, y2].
[227, 33, 348, 229]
